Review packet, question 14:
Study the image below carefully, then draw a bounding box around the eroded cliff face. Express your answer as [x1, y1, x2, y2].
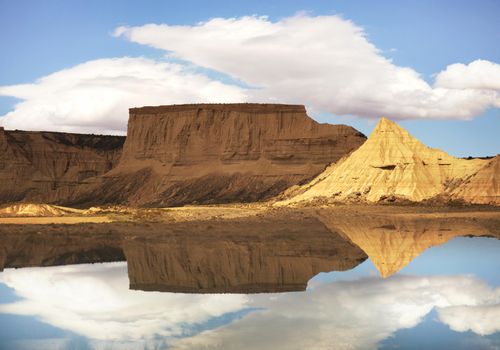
[0, 127, 124, 204]
[73, 104, 365, 206]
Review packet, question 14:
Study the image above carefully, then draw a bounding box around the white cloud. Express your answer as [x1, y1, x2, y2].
[435, 59, 500, 91]
[0, 57, 246, 134]
[0, 263, 248, 341]
[115, 15, 500, 121]
[1, 14, 499, 134]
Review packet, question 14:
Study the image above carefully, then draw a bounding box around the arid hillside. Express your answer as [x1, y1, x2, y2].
[278, 117, 497, 205]
[0, 127, 124, 204]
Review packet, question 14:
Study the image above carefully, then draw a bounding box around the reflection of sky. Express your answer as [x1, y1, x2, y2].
[0, 237, 499, 349]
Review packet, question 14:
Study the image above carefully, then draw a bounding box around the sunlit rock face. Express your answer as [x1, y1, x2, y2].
[280, 117, 488, 204]
[123, 218, 366, 293]
[0, 126, 124, 204]
[316, 211, 499, 278]
[449, 155, 500, 205]
[72, 103, 365, 206]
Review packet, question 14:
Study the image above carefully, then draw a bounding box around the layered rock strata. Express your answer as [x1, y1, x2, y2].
[72, 104, 365, 206]
[279, 117, 490, 204]
[0, 127, 124, 204]
[449, 155, 499, 205]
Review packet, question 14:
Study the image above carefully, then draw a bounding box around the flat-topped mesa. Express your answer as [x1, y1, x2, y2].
[279, 117, 489, 204]
[130, 103, 307, 114]
[74, 103, 366, 206]
[0, 129, 125, 204]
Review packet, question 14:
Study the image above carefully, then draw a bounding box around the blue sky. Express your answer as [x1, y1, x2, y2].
[0, 0, 499, 156]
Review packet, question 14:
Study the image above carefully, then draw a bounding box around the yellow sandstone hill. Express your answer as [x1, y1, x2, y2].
[279, 117, 489, 204]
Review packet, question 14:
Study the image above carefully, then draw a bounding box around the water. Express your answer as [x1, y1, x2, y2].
[0, 219, 499, 349]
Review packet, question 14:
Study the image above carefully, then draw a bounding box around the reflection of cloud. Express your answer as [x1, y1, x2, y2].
[172, 275, 500, 350]
[438, 304, 500, 336]
[1, 263, 499, 349]
[0, 263, 248, 341]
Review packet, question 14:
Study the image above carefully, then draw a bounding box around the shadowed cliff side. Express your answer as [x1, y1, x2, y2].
[69, 103, 366, 206]
[0, 127, 124, 204]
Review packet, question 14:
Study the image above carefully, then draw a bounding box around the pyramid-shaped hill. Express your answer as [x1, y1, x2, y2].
[279, 117, 489, 204]
[449, 155, 499, 205]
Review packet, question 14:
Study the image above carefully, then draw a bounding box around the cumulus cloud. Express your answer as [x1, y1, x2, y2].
[0, 57, 246, 134]
[0, 263, 248, 342]
[115, 15, 500, 121]
[435, 59, 500, 91]
[1, 14, 499, 133]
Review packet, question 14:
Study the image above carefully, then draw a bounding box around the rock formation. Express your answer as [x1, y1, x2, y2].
[71, 104, 365, 206]
[316, 211, 500, 278]
[279, 117, 489, 204]
[449, 155, 499, 205]
[0, 127, 124, 204]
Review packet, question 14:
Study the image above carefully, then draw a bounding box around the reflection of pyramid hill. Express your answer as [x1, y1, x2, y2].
[280, 117, 488, 204]
[0, 216, 367, 293]
[316, 211, 499, 278]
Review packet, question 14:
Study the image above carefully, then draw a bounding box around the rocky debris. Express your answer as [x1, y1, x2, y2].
[0, 203, 83, 217]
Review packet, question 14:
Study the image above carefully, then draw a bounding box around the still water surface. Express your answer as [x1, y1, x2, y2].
[0, 230, 499, 349]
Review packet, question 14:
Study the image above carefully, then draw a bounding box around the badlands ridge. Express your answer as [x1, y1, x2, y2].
[0, 103, 498, 207]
